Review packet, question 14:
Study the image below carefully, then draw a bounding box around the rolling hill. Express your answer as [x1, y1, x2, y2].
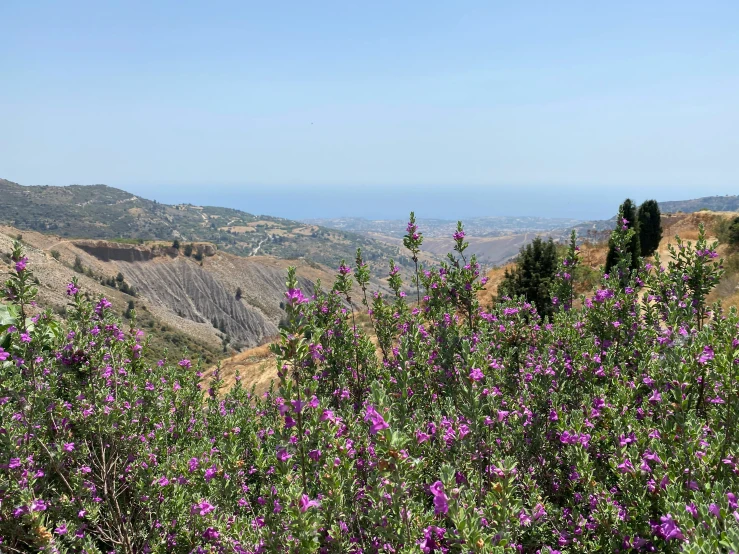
[0, 178, 425, 273]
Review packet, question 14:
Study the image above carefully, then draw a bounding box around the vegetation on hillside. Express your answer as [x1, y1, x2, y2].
[605, 199, 642, 275]
[498, 236, 559, 318]
[0, 178, 417, 273]
[2, 208, 738, 553]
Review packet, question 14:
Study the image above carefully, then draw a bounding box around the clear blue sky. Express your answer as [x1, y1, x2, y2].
[2, 1, 737, 220]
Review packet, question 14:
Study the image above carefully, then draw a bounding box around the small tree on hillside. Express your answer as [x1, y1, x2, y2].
[726, 216, 739, 246]
[637, 199, 663, 257]
[498, 236, 558, 319]
[605, 198, 640, 274]
[172, 239, 181, 250]
[73, 255, 84, 273]
[235, 287, 242, 301]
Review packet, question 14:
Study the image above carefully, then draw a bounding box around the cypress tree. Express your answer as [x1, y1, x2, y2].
[498, 236, 558, 318]
[637, 199, 663, 257]
[605, 199, 641, 274]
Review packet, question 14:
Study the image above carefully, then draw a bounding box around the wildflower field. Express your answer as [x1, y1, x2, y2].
[1, 213, 738, 553]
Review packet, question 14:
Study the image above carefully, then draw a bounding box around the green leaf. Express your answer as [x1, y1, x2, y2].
[0, 303, 17, 328]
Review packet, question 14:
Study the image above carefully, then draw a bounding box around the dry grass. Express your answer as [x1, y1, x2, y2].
[203, 344, 277, 396]
[293, 225, 319, 236]
[219, 226, 256, 234]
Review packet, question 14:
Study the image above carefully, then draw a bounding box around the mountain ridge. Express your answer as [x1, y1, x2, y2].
[0, 178, 425, 272]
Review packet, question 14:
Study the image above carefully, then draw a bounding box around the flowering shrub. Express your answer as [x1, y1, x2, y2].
[1, 217, 738, 553]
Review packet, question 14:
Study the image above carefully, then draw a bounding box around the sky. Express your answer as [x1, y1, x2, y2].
[1, 1, 738, 220]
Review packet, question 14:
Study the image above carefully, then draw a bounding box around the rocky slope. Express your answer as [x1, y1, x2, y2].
[0, 226, 333, 359]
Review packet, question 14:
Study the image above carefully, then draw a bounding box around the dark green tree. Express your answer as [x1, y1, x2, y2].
[498, 236, 558, 318]
[235, 287, 242, 301]
[637, 199, 663, 257]
[605, 199, 641, 274]
[727, 217, 739, 246]
[172, 239, 181, 250]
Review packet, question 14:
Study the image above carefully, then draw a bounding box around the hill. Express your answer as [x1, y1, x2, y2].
[659, 194, 739, 213]
[305, 215, 583, 238]
[0, 178, 423, 272]
[0, 225, 342, 362]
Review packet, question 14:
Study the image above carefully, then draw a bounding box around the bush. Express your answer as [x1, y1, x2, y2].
[498, 236, 558, 318]
[72, 255, 84, 273]
[605, 198, 641, 275]
[0, 219, 737, 553]
[728, 217, 739, 246]
[49, 249, 60, 260]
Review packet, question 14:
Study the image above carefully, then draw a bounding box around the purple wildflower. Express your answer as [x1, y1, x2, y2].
[364, 405, 390, 435]
[429, 481, 449, 515]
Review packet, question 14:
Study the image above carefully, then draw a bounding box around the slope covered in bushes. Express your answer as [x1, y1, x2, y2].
[1, 214, 738, 553]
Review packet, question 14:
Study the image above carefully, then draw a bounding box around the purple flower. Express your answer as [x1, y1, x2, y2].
[54, 523, 68, 535]
[453, 230, 465, 241]
[469, 367, 484, 381]
[429, 481, 449, 515]
[276, 447, 292, 462]
[617, 459, 635, 474]
[178, 358, 192, 368]
[0, 348, 8, 361]
[364, 405, 390, 435]
[15, 257, 27, 272]
[519, 509, 532, 526]
[298, 494, 320, 512]
[416, 430, 430, 443]
[532, 503, 547, 521]
[62, 442, 75, 452]
[95, 298, 112, 314]
[191, 500, 215, 516]
[698, 346, 714, 365]
[659, 514, 684, 541]
[66, 282, 79, 296]
[285, 288, 307, 306]
[30, 499, 47, 512]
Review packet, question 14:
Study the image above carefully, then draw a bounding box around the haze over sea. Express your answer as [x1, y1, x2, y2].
[120, 183, 734, 222]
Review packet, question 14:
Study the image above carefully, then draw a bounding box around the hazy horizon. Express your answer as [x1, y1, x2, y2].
[94, 182, 735, 222]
